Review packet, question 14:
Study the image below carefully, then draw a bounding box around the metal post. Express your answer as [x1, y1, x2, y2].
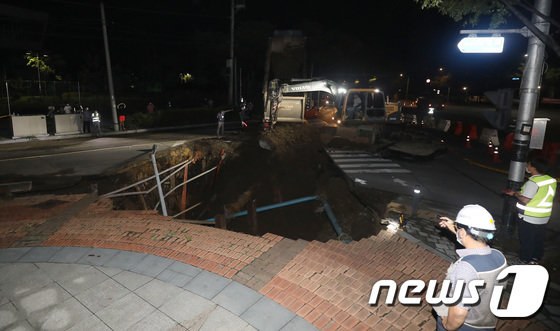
[78, 81, 81, 106]
[180, 163, 188, 219]
[411, 185, 421, 217]
[239, 66, 242, 103]
[503, 0, 551, 235]
[228, 0, 234, 105]
[5, 82, 11, 116]
[100, 2, 119, 132]
[151, 145, 168, 216]
[36, 56, 41, 95]
[405, 76, 410, 100]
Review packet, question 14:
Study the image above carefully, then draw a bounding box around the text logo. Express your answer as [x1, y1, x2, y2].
[369, 265, 548, 318]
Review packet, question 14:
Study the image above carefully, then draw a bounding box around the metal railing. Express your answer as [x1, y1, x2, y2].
[100, 144, 222, 219]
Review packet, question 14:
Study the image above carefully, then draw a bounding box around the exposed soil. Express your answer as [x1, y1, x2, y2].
[205, 124, 391, 241]
[92, 123, 393, 242]
[3, 123, 396, 242]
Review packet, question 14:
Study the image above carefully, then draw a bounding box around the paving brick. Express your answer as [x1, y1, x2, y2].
[333, 310, 351, 325]
[375, 318, 392, 330]
[304, 309, 322, 324]
[384, 310, 400, 323]
[296, 303, 313, 318]
[362, 313, 380, 328]
[341, 315, 360, 329]
[352, 322, 371, 331]
[312, 314, 330, 328]
[322, 320, 340, 331]
[325, 304, 341, 319]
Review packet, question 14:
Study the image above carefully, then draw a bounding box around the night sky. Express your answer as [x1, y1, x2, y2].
[1, 0, 558, 103]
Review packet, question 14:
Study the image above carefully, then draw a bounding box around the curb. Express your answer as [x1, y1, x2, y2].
[0, 121, 242, 145]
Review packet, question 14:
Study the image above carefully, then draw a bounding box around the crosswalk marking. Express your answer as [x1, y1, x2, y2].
[339, 163, 401, 169]
[327, 149, 411, 174]
[331, 158, 392, 163]
[345, 169, 412, 174]
[329, 153, 373, 158]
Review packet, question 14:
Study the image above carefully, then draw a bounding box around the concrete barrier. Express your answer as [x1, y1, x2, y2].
[55, 114, 82, 135]
[11, 115, 48, 139]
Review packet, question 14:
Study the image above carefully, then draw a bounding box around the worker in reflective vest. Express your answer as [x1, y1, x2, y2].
[92, 110, 101, 137]
[506, 156, 556, 264]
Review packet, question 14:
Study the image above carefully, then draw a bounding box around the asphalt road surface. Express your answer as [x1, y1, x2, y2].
[0, 131, 210, 177]
[326, 148, 507, 219]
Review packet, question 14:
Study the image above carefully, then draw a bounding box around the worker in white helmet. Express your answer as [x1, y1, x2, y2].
[434, 204, 507, 331]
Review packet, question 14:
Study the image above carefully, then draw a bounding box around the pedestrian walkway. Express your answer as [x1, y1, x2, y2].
[0, 194, 548, 330]
[0, 247, 313, 330]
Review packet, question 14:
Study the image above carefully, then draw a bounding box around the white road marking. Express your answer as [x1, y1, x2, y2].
[326, 149, 411, 175]
[332, 158, 392, 163]
[345, 169, 412, 174]
[339, 163, 401, 169]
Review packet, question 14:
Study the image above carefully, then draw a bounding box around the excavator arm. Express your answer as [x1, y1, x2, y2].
[265, 79, 340, 126]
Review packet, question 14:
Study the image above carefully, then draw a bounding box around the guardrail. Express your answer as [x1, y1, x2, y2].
[100, 145, 224, 219]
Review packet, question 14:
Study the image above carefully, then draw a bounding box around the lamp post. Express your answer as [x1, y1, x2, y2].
[228, 0, 245, 106]
[400, 73, 410, 100]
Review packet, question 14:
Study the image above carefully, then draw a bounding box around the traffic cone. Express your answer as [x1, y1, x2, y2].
[492, 146, 500, 163]
[503, 133, 514, 152]
[465, 135, 471, 149]
[468, 125, 478, 140]
[454, 121, 463, 135]
[487, 140, 494, 155]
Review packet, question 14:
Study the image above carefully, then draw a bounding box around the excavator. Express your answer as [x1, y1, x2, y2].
[263, 78, 400, 127]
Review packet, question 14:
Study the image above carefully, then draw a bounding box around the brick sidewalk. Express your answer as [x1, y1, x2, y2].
[0, 195, 547, 330]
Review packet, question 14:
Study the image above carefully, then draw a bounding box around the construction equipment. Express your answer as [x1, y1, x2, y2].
[263, 79, 401, 127]
[263, 79, 340, 125]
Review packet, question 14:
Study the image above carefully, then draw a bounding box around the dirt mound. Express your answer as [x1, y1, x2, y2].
[206, 124, 388, 241]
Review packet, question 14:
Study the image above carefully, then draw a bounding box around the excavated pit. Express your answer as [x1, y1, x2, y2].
[101, 124, 393, 242]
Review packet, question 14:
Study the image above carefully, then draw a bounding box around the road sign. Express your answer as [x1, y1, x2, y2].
[457, 36, 505, 53]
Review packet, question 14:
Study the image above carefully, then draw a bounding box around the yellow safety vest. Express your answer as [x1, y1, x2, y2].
[517, 175, 557, 218]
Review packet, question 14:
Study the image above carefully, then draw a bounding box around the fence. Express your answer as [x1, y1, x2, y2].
[100, 147, 224, 221]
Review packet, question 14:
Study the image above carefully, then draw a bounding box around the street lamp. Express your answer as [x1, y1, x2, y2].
[228, 0, 245, 106]
[425, 78, 431, 84]
[400, 73, 410, 100]
[26, 52, 48, 95]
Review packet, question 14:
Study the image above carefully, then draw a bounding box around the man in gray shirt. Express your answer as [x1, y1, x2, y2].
[82, 107, 92, 133]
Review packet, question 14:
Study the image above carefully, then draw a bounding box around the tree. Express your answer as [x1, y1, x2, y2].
[25, 54, 61, 81]
[414, 0, 560, 57]
[414, 0, 511, 27]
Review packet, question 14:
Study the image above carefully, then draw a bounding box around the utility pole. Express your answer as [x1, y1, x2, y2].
[228, 0, 234, 106]
[228, 0, 245, 106]
[100, 2, 119, 132]
[503, 0, 552, 234]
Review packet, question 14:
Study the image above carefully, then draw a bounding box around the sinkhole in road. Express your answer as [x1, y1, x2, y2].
[105, 125, 387, 242]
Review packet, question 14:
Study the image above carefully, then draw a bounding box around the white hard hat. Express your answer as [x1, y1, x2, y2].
[455, 204, 496, 231]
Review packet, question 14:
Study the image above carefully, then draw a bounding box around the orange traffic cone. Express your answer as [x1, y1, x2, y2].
[454, 121, 463, 135]
[503, 133, 514, 152]
[465, 135, 471, 149]
[487, 140, 494, 155]
[492, 146, 500, 163]
[468, 125, 478, 140]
